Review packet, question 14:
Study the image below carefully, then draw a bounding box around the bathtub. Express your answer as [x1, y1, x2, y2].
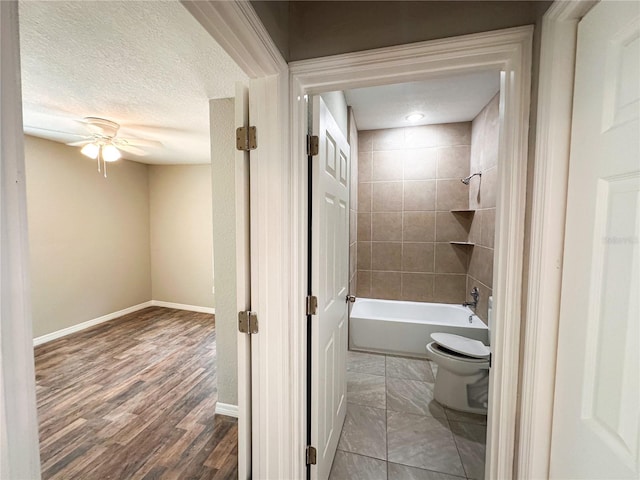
[349, 298, 489, 358]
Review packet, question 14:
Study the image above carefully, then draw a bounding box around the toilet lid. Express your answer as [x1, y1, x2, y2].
[430, 333, 490, 359]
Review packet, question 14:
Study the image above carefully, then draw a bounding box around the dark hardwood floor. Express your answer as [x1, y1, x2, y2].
[34, 307, 237, 479]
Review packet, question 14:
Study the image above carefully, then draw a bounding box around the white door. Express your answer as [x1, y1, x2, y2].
[235, 82, 252, 480]
[550, 2, 640, 478]
[310, 96, 350, 480]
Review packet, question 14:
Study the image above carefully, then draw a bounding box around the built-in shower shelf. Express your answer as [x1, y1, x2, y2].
[450, 209, 475, 214]
[449, 241, 475, 246]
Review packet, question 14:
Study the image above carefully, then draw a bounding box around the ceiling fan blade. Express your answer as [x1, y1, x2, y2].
[66, 140, 94, 147]
[117, 144, 148, 156]
[24, 125, 89, 138]
[116, 137, 163, 149]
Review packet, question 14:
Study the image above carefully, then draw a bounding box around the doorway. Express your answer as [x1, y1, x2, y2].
[295, 26, 533, 480]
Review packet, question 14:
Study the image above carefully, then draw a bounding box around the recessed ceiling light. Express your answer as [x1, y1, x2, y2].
[406, 113, 424, 122]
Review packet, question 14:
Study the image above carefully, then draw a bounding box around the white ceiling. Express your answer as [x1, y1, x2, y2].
[345, 71, 501, 130]
[19, 0, 248, 165]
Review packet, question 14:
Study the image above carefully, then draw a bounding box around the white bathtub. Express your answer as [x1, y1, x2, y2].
[349, 298, 489, 358]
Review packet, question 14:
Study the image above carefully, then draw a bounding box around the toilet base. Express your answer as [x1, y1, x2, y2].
[433, 367, 488, 415]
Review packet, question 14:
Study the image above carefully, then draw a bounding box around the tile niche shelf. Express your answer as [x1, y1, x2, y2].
[449, 210, 476, 246]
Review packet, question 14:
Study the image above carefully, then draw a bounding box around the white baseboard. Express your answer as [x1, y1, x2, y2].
[33, 301, 153, 346]
[150, 300, 215, 315]
[33, 300, 216, 346]
[215, 402, 239, 418]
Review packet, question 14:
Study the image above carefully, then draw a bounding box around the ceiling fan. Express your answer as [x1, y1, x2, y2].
[28, 117, 161, 178]
[70, 117, 163, 178]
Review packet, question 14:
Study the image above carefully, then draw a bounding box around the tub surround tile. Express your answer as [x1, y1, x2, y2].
[404, 180, 436, 211]
[433, 275, 467, 304]
[435, 179, 469, 211]
[373, 182, 404, 212]
[387, 463, 467, 480]
[402, 243, 435, 273]
[373, 150, 404, 181]
[405, 125, 439, 148]
[387, 377, 446, 418]
[350, 243, 357, 278]
[403, 148, 438, 180]
[386, 356, 434, 383]
[480, 208, 496, 249]
[467, 246, 493, 288]
[372, 242, 402, 271]
[403, 212, 436, 242]
[479, 167, 497, 209]
[358, 183, 372, 212]
[401, 273, 434, 302]
[437, 122, 471, 146]
[435, 243, 469, 274]
[444, 407, 487, 426]
[356, 271, 371, 297]
[373, 128, 405, 151]
[347, 351, 386, 376]
[357, 213, 372, 241]
[437, 146, 470, 179]
[347, 371, 386, 409]
[435, 211, 472, 243]
[450, 421, 487, 480]
[371, 271, 402, 299]
[467, 209, 483, 245]
[372, 212, 403, 241]
[357, 242, 371, 270]
[358, 131, 374, 153]
[337, 404, 387, 460]
[358, 151, 373, 182]
[387, 411, 465, 476]
[329, 451, 387, 480]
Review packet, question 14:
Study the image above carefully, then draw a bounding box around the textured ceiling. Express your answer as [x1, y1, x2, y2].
[19, 0, 248, 165]
[345, 70, 501, 130]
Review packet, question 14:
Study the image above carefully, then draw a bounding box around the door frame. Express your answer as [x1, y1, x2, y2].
[290, 27, 532, 479]
[517, 1, 597, 478]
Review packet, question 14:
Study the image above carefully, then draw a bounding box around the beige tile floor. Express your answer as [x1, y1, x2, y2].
[329, 351, 486, 480]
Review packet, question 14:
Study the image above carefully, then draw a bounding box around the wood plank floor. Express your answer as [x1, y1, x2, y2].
[34, 307, 237, 479]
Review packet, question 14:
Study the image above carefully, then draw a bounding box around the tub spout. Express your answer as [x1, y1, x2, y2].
[462, 287, 480, 309]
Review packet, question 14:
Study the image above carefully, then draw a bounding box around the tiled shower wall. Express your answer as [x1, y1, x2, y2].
[348, 108, 359, 297]
[354, 123, 474, 304]
[467, 93, 500, 323]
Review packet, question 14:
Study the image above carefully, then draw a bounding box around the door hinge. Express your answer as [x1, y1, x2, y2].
[307, 135, 319, 156]
[306, 445, 317, 465]
[236, 126, 257, 151]
[489, 352, 492, 368]
[238, 311, 258, 334]
[306, 295, 318, 316]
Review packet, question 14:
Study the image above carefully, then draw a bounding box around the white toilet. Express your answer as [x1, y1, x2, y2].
[426, 297, 492, 415]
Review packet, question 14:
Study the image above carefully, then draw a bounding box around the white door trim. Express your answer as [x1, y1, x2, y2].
[0, 1, 42, 478]
[290, 26, 532, 479]
[182, 2, 294, 479]
[517, 1, 597, 478]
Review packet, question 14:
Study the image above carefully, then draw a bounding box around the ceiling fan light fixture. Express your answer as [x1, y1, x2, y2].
[80, 142, 100, 159]
[102, 144, 121, 162]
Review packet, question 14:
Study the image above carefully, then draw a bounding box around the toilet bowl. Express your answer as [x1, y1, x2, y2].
[426, 297, 492, 415]
[426, 335, 489, 414]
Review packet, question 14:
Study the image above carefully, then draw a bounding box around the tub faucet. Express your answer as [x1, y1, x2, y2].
[463, 287, 479, 309]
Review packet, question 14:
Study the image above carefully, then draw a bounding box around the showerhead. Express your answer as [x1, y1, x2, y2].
[461, 172, 482, 185]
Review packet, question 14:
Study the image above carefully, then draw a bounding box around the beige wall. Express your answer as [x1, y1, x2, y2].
[468, 93, 500, 323]
[149, 164, 214, 308]
[25, 135, 152, 337]
[210, 98, 238, 406]
[250, 1, 551, 62]
[355, 123, 475, 304]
